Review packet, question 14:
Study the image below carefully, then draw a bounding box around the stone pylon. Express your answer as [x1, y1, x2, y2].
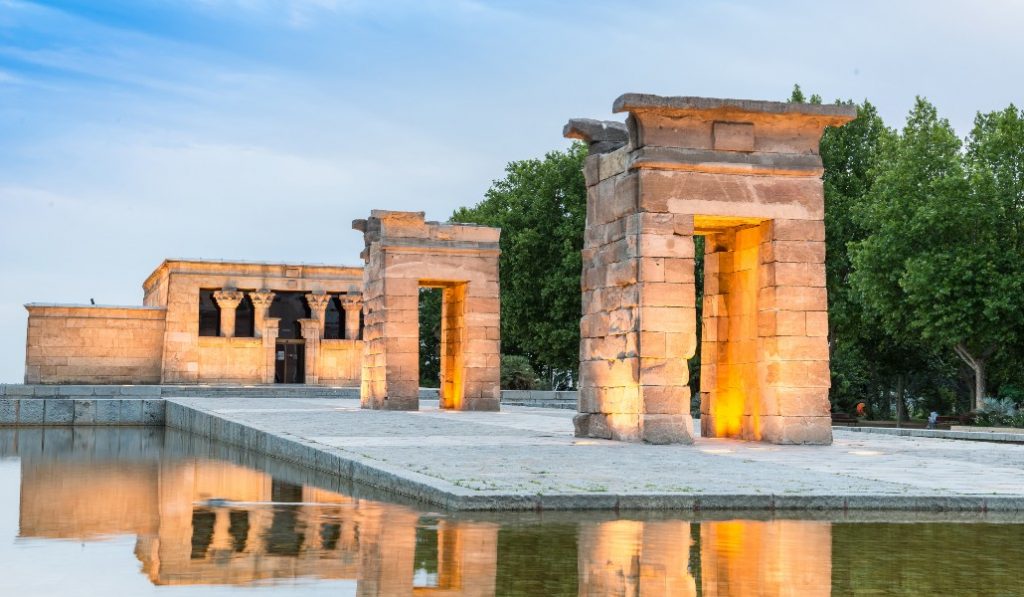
[353, 211, 502, 411]
[567, 94, 855, 444]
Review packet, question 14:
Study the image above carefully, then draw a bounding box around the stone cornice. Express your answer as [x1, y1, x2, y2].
[613, 93, 858, 126]
[143, 259, 364, 293]
[628, 146, 824, 177]
[377, 241, 501, 255]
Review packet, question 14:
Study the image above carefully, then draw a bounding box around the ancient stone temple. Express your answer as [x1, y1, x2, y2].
[354, 211, 501, 411]
[24, 260, 365, 385]
[566, 94, 856, 445]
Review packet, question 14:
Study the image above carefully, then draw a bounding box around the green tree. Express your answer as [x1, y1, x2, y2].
[849, 98, 1024, 409]
[418, 287, 441, 387]
[451, 143, 588, 385]
[965, 104, 1024, 401]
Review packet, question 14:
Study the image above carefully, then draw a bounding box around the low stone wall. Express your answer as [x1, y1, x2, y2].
[0, 384, 363, 426]
[0, 397, 165, 426]
[0, 384, 576, 426]
[500, 390, 577, 410]
[25, 304, 166, 384]
[844, 426, 1024, 444]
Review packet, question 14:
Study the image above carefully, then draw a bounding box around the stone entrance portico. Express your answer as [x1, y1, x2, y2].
[354, 211, 501, 411]
[567, 94, 856, 445]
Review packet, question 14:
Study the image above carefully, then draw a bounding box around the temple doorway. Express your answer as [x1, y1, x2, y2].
[275, 340, 305, 384]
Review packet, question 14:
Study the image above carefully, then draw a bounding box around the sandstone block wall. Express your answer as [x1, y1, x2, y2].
[355, 211, 501, 411]
[196, 337, 264, 384]
[575, 169, 698, 444]
[24, 305, 166, 384]
[318, 340, 363, 386]
[567, 94, 855, 445]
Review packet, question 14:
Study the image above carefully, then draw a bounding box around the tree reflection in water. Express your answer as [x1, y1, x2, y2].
[3, 427, 1022, 596]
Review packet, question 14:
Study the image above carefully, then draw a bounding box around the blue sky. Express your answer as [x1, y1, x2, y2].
[1, 0, 1021, 382]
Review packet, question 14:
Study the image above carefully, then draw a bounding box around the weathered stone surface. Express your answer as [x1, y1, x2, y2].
[358, 211, 501, 412]
[759, 415, 833, 445]
[73, 399, 96, 424]
[18, 399, 44, 424]
[45, 399, 74, 425]
[612, 93, 859, 121]
[95, 399, 120, 424]
[563, 118, 628, 154]
[640, 414, 695, 445]
[712, 121, 755, 152]
[119, 399, 144, 425]
[143, 400, 165, 425]
[0, 399, 16, 424]
[569, 93, 851, 446]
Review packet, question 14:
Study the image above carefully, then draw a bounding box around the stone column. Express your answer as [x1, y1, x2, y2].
[212, 290, 244, 338]
[298, 318, 321, 385]
[249, 289, 275, 339]
[340, 293, 363, 340]
[263, 318, 280, 384]
[305, 292, 331, 339]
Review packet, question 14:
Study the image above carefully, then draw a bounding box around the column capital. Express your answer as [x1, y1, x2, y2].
[340, 293, 363, 310]
[250, 289, 275, 308]
[212, 289, 244, 309]
[305, 292, 331, 312]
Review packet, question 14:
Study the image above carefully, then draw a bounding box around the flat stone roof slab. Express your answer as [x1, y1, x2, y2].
[613, 93, 859, 122]
[166, 397, 1024, 512]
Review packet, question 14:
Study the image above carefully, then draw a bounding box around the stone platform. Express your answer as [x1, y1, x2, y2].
[166, 397, 1024, 512]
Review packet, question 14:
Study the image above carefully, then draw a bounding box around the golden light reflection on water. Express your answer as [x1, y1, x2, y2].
[3, 428, 1023, 596]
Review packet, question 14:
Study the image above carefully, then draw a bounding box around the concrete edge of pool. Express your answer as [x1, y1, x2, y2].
[155, 399, 1024, 513]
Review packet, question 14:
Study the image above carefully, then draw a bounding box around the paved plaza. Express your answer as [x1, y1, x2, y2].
[168, 397, 1024, 511]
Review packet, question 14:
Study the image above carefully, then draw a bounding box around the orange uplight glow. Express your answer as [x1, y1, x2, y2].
[708, 226, 762, 440]
[436, 281, 467, 410]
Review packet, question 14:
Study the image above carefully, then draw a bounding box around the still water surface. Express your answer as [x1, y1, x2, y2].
[0, 427, 1020, 596]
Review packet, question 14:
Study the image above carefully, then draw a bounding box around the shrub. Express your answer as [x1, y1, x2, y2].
[974, 397, 1023, 427]
[501, 355, 540, 390]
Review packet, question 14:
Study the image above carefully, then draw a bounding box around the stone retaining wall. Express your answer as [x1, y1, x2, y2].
[0, 384, 578, 426]
[24, 304, 166, 384]
[845, 426, 1024, 444]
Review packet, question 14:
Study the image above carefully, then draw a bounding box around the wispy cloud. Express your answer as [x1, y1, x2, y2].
[0, 69, 20, 84]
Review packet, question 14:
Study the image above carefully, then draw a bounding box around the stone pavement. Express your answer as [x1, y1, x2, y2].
[166, 397, 1024, 512]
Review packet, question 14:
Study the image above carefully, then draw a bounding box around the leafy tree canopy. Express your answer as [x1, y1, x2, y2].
[452, 143, 588, 379]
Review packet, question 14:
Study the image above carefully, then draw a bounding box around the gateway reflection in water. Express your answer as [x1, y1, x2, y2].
[0, 427, 1021, 596]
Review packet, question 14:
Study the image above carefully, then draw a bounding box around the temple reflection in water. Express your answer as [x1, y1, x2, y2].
[3, 428, 1021, 596]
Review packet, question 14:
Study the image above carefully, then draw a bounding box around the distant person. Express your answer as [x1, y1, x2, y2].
[856, 402, 866, 418]
[927, 411, 939, 429]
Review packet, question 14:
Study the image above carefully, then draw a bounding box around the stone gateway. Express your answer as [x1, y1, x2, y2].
[354, 211, 501, 411]
[566, 94, 856, 445]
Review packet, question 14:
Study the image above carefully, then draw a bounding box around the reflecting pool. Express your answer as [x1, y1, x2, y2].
[0, 427, 1020, 596]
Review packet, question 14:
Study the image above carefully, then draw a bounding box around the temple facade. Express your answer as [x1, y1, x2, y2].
[24, 259, 365, 386]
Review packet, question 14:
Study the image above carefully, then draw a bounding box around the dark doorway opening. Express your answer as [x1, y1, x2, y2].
[275, 340, 305, 384]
